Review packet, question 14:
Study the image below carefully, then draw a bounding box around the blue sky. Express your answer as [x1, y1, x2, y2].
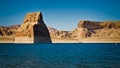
[0, 0, 120, 30]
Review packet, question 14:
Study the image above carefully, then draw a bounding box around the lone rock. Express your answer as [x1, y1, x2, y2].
[15, 12, 51, 43]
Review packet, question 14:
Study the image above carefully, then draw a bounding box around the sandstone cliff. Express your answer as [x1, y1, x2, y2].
[78, 20, 120, 29]
[15, 12, 51, 43]
[71, 20, 120, 41]
[49, 20, 120, 42]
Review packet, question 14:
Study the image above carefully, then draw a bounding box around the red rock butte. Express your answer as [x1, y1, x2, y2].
[15, 12, 52, 43]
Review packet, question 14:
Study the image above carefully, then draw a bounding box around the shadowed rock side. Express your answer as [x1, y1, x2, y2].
[33, 21, 51, 43]
[15, 12, 51, 43]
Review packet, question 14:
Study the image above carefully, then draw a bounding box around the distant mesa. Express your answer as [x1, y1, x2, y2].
[50, 20, 120, 42]
[70, 20, 120, 40]
[15, 12, 52, 43]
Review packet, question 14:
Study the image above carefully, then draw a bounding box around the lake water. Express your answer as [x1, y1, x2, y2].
[0, 43, 120, 68]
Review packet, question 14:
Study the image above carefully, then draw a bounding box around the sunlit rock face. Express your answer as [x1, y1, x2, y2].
[15, 12, 51, 43]
[78, 20, 102, 29]
[71, 20, 120, 40]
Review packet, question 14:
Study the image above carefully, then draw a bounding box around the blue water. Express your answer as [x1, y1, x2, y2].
[0, 43, 120, 68]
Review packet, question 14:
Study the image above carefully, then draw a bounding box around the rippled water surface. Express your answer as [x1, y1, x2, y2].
[0, 43, 120, 68]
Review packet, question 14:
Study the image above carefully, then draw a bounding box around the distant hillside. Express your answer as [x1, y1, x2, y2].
[0, 24, 57, 36]
[8, 25, 20, 30]
[0, 25, 20, 36]
[50, 20, 120, 42]
[47, 26, 58, 32]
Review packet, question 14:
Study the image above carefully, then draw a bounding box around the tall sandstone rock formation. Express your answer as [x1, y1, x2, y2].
[15, 12, 51, 43]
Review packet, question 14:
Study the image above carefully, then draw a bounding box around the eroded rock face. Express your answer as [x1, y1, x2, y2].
[78, 20, 120, 29]
[0, 25, 20, 36]
[78, 20, 102, 29]
[0, 27, 13, 36]
[70, 28, 91, 39]
[50, 31, 71, 39]
[15, 12, 51, 43]
[74, 20, 120, 40]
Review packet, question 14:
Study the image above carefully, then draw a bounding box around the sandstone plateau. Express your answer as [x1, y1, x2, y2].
[0, 12, 120, 43]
